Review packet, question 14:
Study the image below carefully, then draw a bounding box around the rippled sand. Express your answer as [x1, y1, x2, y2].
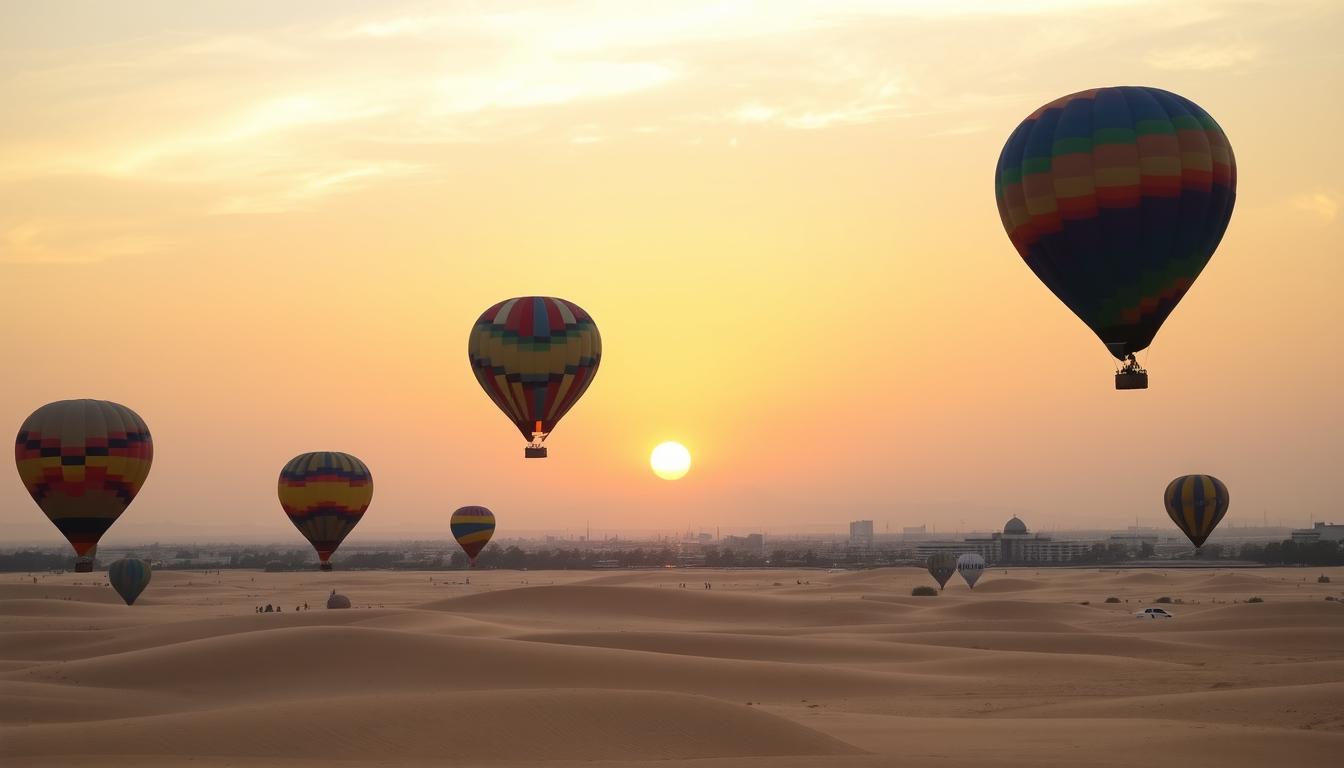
[3, 565, 1342, 767]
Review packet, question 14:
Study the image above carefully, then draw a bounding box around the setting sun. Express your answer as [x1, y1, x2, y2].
[650, 441, 691, 481]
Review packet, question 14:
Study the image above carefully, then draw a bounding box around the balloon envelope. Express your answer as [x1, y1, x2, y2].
[15, 400, 153, 561]
[467, 297, 601, 453]
[957, 553, 986, 588]
[450, 506, 496, 565]
[108, 558, 152, 606]
[927, 553, 957, 590]
[995, 86, 1236, 360]
[1164, 474, 1229, 547]
[277, 452, 373, 569]
[326, 593, 352, 609]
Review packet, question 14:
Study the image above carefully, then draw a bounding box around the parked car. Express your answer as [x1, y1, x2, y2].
[1135, 607, 1174, 619]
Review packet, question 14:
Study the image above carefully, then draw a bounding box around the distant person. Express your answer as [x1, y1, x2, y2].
[304, 602, 308, 610]
[265, 604, 273, 613]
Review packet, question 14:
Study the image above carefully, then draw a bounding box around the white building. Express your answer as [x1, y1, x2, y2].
[1291, 522, 1344, 543]
[913, 516, 1091, 565]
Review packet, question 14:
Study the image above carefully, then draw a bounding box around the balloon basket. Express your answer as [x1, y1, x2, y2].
[525, 446, 548, 459]
[74, 561, 93, 573]
[319, 562, 333, 572]
[1115, 371, 1148, 390]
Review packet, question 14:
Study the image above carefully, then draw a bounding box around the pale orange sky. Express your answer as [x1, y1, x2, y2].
[2, 1, 1341, 544]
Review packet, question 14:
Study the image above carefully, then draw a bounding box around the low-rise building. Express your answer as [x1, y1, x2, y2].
[1291, 522, 1344, 543]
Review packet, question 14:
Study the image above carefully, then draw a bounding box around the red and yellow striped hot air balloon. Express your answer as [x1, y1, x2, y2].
[468, 297, 601, 458]
[450, 506, 496, 565]
[277, 452, 372, 571]
[14, 400, 153, 572]
[994, 86, 1236, 389]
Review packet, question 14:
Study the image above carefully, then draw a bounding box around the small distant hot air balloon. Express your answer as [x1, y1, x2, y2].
[1164, 474, 1229, 548]
[15, 400, 153, 572]
[467, 297, 601, 458]
[108, 558, 152, 606]
[927, 553, 957, 590]
[957, 553, 986, 589]
[277, 452, 372, 571]
[450, 506, 496, 565]
[994, 86, 1236, 389]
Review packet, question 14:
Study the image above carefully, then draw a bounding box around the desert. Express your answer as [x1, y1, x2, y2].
[3, 566, 1342, 767]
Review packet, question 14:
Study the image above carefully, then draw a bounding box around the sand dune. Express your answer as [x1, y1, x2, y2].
[960, 578, 1042, 593]
[2, 566, 1341, 767]
[0, 689, 861, 761]
[424, 584, 901, 627]
[1008, 681, 1344, 730]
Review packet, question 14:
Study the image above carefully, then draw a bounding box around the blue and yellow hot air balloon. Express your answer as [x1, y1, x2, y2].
[15, 400, 153, 572]
[995, 87, 1236, 389]
[468, 297, 601, 458]
[450, 506, 496, 565]
[108, 558, 152, 606]
[277, 452, 372, 571]
[1164, 474, 1229, 548]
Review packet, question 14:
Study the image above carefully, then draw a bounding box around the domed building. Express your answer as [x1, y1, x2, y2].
[913, 516, 1090, 565]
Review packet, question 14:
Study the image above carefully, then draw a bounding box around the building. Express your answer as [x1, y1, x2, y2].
[1291, 522, 1344, 543]
[1107, 528, 1160, 552]
[849, 520, 874, 548]
[913, 516, 1091, 565]
[721, 533, 765, 554]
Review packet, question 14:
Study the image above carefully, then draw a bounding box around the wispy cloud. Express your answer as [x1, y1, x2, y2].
[1146, 42, 1260, 71]
[2, 0, 1336, 261]
[1293, 192, 1340, 222]
[0, 218, 167, 264]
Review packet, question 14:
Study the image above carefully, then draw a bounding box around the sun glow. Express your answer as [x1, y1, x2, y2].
[650, 441, 691, 480]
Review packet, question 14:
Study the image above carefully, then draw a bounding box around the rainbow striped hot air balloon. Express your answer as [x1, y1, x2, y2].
[994, 86, 1236, 389]
[1164, 474, 1229, 548]
[15, 400, 153, 572]
[468, 297, 601, 458]
[277, 452, 372, 571]
[108, 558, 152, 606]
[450, 506, 496, 565]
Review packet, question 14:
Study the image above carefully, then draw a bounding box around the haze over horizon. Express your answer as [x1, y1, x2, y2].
[3, 0, 1342, 550]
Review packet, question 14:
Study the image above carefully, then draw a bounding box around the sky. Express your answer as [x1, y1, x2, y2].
[2, 0, 1341, 545]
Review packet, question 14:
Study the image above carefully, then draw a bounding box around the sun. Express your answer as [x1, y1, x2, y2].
[650, 441, 691, 480]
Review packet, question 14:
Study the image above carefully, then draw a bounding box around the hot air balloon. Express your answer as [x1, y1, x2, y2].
[450, 506, 496, 565]
[468, 296, 601, 458]
[927, 553, 957, 590]
[277, 452, 372, 571]
[108, 558, 152, 606]
[1164, 474, 1229, 548]
[15, 400, 153, 572]
[994, 87, 1236, 389]
[957, 553, 986, 589]
[326, 591, 352, 609]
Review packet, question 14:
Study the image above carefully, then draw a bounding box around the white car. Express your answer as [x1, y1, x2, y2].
[1135, 607, 1174, 619]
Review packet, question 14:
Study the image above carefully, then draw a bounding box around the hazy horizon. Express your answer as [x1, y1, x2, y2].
[4, 0, 1342, 551]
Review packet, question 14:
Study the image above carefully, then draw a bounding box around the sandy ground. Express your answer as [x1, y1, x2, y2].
[2, 565, 1342, 767]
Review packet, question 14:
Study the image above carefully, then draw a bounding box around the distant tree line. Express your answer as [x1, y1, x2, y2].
[6, 538, 1337, 572]
[1068, 542, 1153, 564]
[0, 551, 78, 571]
[1238, 540, 1344, 566]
